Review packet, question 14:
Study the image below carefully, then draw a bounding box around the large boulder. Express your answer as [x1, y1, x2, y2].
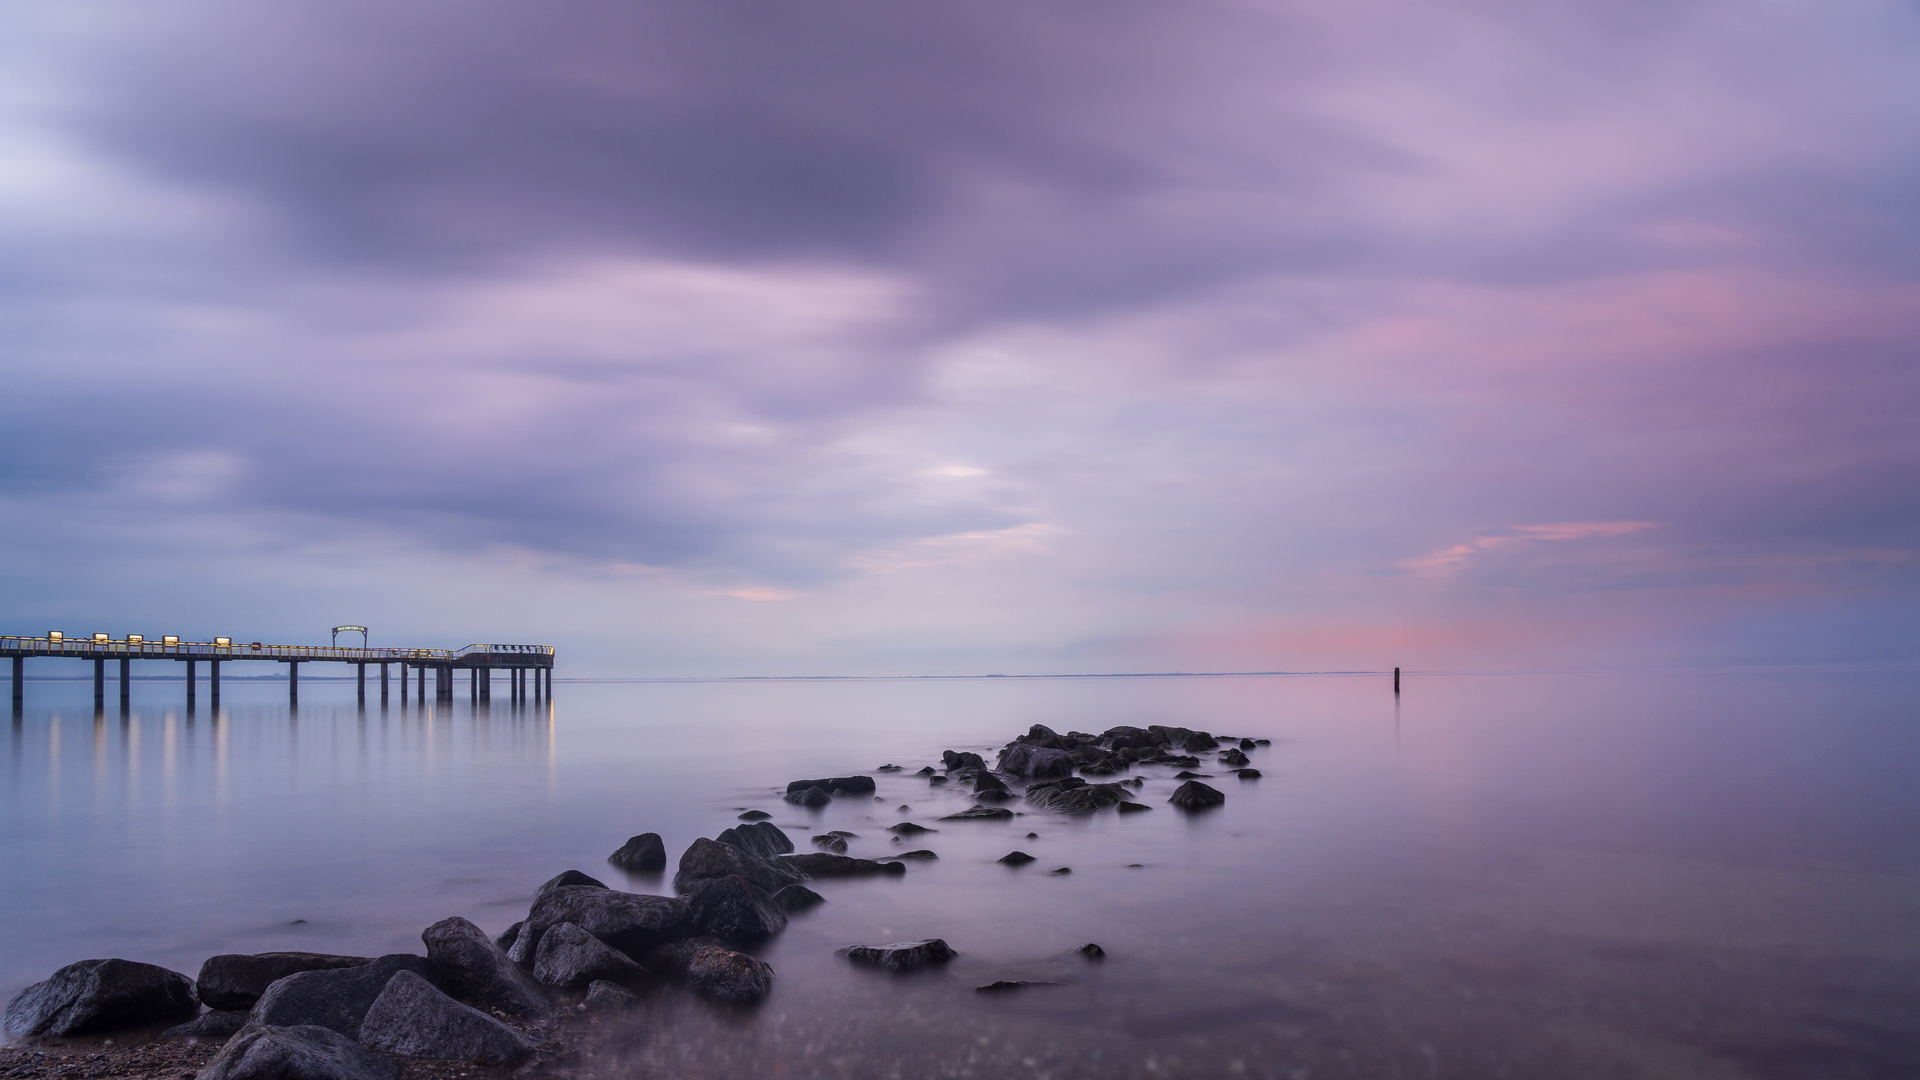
[536, 870, 607, 895]
[781, 853, 906, 877]
[248, 955, 441, 1037]
[1024, 778, 1134, 814]
[770, 884, 825, 912]
[682, 876, 788, 942]
[198, 1024, 397, 1080]
[643, 941, 774, 1003]
[973, 771, 1009, 794]
[783, 786, 831, 806]
[1168, 780, 1226, 809]
[510, 885, 693, 966]
[673, 837, 808, 894]
[996, 744, 1073, 779]
[836, 940, 956, 971]
[1218, 748, 1251, 767]
[3, 958, 199, 1037]
[196, 954, 371, 1012]
[582, 980, 638, 1012]
[941, 750, 987, 772]
[163, 1009, 252, 1040]
[357, 972, 538, 1063]
[785, 776, 875, 795]
[532, 922, 645, 990]
[421, 916, 548, 1019]
[607, 834, 666, 872]
[716, 821, 793, 859]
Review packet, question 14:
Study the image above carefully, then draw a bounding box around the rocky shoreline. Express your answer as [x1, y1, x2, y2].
[3, 722, 1262, 1080]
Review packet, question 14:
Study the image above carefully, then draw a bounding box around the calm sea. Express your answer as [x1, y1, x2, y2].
[4, 670, 1918, 1078]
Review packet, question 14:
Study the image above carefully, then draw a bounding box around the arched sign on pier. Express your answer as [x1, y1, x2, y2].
[332, 625, 369, 647]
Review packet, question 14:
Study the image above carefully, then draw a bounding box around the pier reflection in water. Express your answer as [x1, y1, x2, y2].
[3, 672, 1919, 1079]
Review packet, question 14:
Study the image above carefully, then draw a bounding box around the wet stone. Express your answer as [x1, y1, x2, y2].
[1168, 780, 1226, 809]
[998, 851, 1037, 866]
[837, 940, 957, 971]
[607, 833, 667, 872]
[537, 870, 608, 895]
[738, 810, 772, 821]
[197, 954, 371, 1012]
[895, 850, 939, 860]
[940, 805, 1014, 821]
[3, 959, 198, 1038]
[770, 884, 826, 912]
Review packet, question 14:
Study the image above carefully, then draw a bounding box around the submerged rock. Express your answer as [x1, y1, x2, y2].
[1218, 749, 1251, 767]
[1181, 732, 1220, 752]
[1116, 801, 1152, 813]
[358, 971, 538, 1063]
[996, 744, 1074, 779]
[1239, 738, 1258, 750]
[1168, 780, 1226, 809]
[3, 958, 198, 1038]
[644, 941, 774, 1003]
[421, 916, 548, 1019]
[199, 1023, 397, 1080]
[513, 885, 695, 964]
[1235, 768, 1262, 779]
[976, 980, 1057, 992]
[537, 870, 608, 895]
[997, 851, 1036, 866]
[607, 833, 667, 872]
[974, 771, 1009, 794]
[248, 954, 441, 1037]
[876, 764, 904, 772]
[1049, 867, 1072, 875]
[770, 884, 825, 912]
[583, 980, 639, 1011]
[811, 834, 848, 853]
[940, 805, 1015, 821]
[1173, 770, 1214, 779]
[532, 923, 645, 990]
[837, 940, 956, 971]
[162, 1009, 252, 1040]
[895, 849, 939, 860]
[941, 751, 987, 772]
[784, 786, 832, 806]
[1025, 779, 1132, 814]
[927, 775, 949, 785]
[785, 776, 876, 796]
[1079, 943, 1107, 960]
[673, 837, 808, 894]
[197, 953, 371, 1012]
[738, 809, 772, 821]
[974, 788, 1019, 802]
[915, 766, 937, 776]
[782, 853, 906, 877]
[719, 821, 794, 859]
[888, 823, 934, 837]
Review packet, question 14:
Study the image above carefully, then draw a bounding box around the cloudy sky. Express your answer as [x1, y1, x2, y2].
[0, 0, 1914, 675]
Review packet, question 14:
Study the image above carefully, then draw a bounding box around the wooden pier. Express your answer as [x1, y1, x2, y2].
[3, 633, 553, 713]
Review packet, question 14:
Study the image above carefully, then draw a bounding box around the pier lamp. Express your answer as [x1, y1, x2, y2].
[93, 633, 109, 642]
[128, 635, 144, 645]
[47, 631, 61, 641]
[163, 636, 179, 645]
[214, 637, 231, 646]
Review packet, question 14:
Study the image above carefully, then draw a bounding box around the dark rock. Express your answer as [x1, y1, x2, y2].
[1079, 943, 1106, 960]
[876, 764, 904, 772]
[642, 941, 773, 1003]
[537, 870, 608, 895]
[996, 744, 1073, 779]
[1026, 832, 1040, 838]
[940, 804, 1015, 821]
[162, 1009, 251, 1040]
[1240, 738, 1257, 750]
[827, 829, 859, 838]
[1218, 749, 1251, 767]
[1116, 801, 1152, 813]
[3, 959, 198, 1038]
[974, 788, 1018, 802]
[248, 955, 440, 1037]
[1235, 768, 1262, 779]
[421, 916, 548, 1019]
[781, 853, 906, 877]
[532, 922, 645, 990]
[1024, 779, 1133, 813]
[895, 849, 939, 860]
[810, 834, 848, 853]
[608, 833, 667, 872]
[973, 771, 1009, 793]
[1173, 770, 1214, 779]
[673, 837, 808, 894]
[718, 821, 794, 859]
[738, 809, 772, 820]
[770, 884, 825, 912]
[1255, 739, 1271, 745]
[494, 923, 522, 953]
[927, 775, 949, 785]
[997, 851, 1036, 866]
[1182, 732, 1220, 752]
[1101, 726, 1155, 751]
[198, 1024, 397, 1080]
[682, 876, 787, 942]
[897, 804, 912, 811]
[785, 775, 875, 796]
[941, 751, 987, 772]
[836, 940, 956, 971]
[358, 971, 538, 1062]
[582, 980, 638, 1012]
[1049, 867, 1072, 875]
[915, 766, 936, 776]
[1168, 780, 1226, 809]
[197, 954, 372, 1012]
[512, 885, 696, 965]
[784, 785, 832, 806]
[976, 980, 1056, 992]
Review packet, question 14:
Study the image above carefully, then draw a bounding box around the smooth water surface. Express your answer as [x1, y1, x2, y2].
[4, 671, 1918, 1078]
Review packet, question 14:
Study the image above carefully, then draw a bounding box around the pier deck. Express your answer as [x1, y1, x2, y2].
[4, 634, 553, 712]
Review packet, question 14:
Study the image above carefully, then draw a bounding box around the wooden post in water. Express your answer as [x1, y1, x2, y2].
[209, 660, 220, 709]
[119, 658, 130, 712]
[357, 663, 366, 705]
[288, 660, 300, 706]
[10, 656, 21, 713]
[380, 662, 389, 703]
[186, 659, 196, 710]
[1393, 667, 1401, 695]
[94, 658, 104, 709]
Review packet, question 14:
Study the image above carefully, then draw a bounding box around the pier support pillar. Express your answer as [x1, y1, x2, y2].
[380, 663, 389, 703]
[186, 659, 196, 711]
[479, 667, 490, 701]
[210, 660, 220, 708]
[418, 665, 426, 701]
[357, 663, 366, 705]
[288, 660, 300, 706]
[119, 658, 130, 711]
[94, 658, 105, 708]
[10, 656, 21, 713]
[468, 667, 476, 702]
